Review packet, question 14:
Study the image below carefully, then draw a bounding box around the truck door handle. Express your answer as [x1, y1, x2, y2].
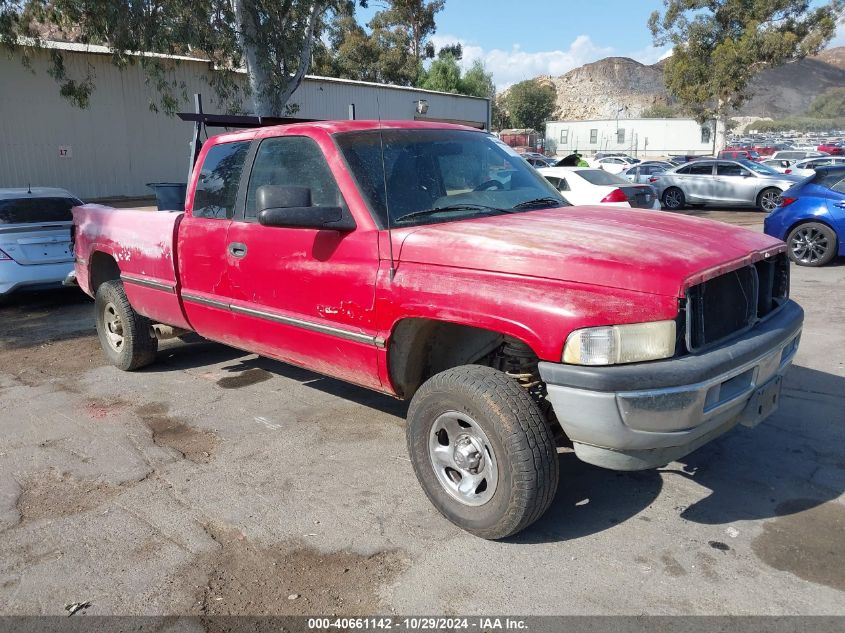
[228, 242, 248, 258]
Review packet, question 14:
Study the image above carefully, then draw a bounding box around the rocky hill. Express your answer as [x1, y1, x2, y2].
[529, 47, 845, 121]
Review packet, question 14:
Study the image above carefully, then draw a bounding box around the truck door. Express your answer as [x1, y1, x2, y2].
[224, 135, 382, 390]
[177, 139, 250, 344]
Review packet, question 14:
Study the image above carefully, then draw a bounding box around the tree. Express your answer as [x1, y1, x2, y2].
[641, 103, 678, 118]
[807, 87, 845, 118]
[0, 0, 360, 115]
[317, 0, 444, 86]
[649, 0, 843, 151]
[419, 52, 461, 93]
[437, 42, 462, 60]
[501, 79, 557, 132]
[418, 54, 494, 98]
[460, 59, 494, 99]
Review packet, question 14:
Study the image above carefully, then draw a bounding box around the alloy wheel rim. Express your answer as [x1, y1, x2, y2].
[761, 191, 781, 211]
[665, 190, 681, 208]
[428, 411, 498, 507]
[103, 302, 125, 352]
[791, 227, 828, 264]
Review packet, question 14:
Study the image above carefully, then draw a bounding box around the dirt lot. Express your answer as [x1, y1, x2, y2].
[0, 209, 843, 616]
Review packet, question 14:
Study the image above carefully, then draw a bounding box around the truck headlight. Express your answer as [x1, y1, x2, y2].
[562, 320, 677, 365]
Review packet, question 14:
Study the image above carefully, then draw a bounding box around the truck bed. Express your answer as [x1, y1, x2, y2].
[72, 204, 190, 329]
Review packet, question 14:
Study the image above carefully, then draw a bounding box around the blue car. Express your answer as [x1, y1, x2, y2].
[764, 166, 845, 266]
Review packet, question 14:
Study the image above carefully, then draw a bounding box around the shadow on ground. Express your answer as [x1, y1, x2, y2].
[0, 288, 93, 349]
[513, 364, 845, 543]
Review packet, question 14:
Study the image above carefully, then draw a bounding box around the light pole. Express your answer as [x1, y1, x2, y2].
[616, 105, 628, 144]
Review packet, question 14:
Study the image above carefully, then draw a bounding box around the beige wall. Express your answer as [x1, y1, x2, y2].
[0, 46, 489, 200]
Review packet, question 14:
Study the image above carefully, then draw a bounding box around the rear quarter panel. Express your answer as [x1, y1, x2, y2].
[73, 204, 189, 328]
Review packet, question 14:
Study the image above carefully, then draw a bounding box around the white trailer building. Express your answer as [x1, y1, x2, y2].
[545, 118, 717, 159]
[0, 42, 490, 200]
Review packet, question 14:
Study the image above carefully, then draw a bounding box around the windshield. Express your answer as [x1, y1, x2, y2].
[334, 129, 567, 227]
[740, 160, 780, 176]
[577, 169, 630, 186]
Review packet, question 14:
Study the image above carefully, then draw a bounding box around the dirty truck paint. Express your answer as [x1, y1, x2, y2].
[72, 120, 786, 397]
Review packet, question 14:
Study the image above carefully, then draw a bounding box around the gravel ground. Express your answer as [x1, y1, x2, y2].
[0, 209, 842, 616]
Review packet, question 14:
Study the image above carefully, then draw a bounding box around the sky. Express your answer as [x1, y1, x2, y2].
[356, 0, 845, 89]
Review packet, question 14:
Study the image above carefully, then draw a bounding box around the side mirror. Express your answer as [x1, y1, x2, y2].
[256, 185, 356, 231]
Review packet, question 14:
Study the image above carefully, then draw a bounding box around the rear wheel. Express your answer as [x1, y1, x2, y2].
[757, 187, 782, 212]
[662, 187, 685, 210]
[786, 222, 837, 267]
[406, 365, 559, 540]
[95, 280, 158, 370]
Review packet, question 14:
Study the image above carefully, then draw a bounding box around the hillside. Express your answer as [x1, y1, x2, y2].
[527, 47, 845, 121]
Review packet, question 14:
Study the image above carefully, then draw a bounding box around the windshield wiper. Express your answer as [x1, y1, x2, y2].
[393, 203, 505, 223]
[511, 197, 565, 210]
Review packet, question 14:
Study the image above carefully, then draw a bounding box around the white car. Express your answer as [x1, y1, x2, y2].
[0, 188, 81, 298]
[761, 158, 794, 173]
[537, 167, 661, 209]
[787, 156, 845, 178]
[588, 156, 636, 174]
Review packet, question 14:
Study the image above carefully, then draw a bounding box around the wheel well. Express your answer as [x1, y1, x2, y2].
[387, 318, 538, 400]
[88, 251, 121, 293]
[785, 217, 837, 239]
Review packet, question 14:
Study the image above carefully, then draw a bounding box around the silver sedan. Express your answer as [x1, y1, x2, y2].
[655, 159, 804, 212]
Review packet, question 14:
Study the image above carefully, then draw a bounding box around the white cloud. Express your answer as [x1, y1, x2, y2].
[431, 34, 613, 89]
[430, 34, 672, 89]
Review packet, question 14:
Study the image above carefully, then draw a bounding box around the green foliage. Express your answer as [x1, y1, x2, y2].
[0, 0, 359, 114]
[418, 54, 495, 99]
[501, 79, 557, 132]
[460, 59, 494, 98]
[640, 103, 678, 118]
[753, 116, 845, 133]
[419, 52, 461, 93]
[807, 87, 845, 119]
[649, 0, 843, 127]
[437, 42, 462, 60]
[317, 0, 444, 86]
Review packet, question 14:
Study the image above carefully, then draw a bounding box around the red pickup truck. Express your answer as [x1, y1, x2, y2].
[71, 120, 803, 539]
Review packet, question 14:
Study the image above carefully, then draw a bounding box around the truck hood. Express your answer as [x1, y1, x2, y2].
[395, 207, 785, 297]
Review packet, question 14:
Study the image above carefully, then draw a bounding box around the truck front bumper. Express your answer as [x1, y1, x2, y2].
[538, 300, 804, 471]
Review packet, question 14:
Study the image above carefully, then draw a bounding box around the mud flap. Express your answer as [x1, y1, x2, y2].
[739, 375, 782, 428]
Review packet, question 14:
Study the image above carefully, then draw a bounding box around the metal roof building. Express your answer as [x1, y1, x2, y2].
[0, 42, 491, 200]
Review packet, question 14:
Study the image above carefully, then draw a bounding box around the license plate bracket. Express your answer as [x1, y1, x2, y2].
[739, 375, 782, 428]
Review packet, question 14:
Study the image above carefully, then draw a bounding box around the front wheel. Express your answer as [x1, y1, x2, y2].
[757, 187, 782, 212]
[406, 365, 559, 540]
[662, 187, 685, 210]
[786, 222, 837, 267]
[95, 280, 158, 370]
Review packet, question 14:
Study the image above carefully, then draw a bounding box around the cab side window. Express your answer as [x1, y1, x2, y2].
[193, 141, 250, 219]
[716, 163, 749, 177]
[245, 136, 346, 220]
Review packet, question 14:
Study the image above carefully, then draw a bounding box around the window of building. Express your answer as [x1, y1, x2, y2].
[244, 136, 346, 221]
[617, 128, 625, 144]
[701, 125, 712, 144]
[589, 129, 598, 144]
[193, 141, 250, 219]
[560, 130, 569, 144]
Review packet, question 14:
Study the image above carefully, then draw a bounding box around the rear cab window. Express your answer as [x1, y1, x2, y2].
[0, 196, 82, 224]
[192, 141, 250, 219]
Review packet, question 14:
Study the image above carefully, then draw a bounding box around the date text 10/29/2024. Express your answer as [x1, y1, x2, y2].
[307, 618, 528, 631]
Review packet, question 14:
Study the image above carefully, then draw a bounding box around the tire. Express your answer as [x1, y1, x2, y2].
[406, 365, 559, 540]
[786, 222, 838, 267]
[94, 280, 158, 370]
[757, 187, 782, 212]
[662, 187, 685, 210]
